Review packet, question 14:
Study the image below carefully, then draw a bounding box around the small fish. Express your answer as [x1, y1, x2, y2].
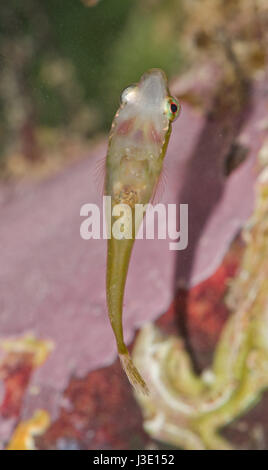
[105, 69, 181, 393]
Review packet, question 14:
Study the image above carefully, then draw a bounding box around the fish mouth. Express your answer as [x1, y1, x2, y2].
[138, 69, 169, 109]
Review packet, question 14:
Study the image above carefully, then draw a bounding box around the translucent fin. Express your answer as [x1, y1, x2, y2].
[151, 164, 167, 205]
[93, 155, 106, 195]
[119, 351, 149, 395]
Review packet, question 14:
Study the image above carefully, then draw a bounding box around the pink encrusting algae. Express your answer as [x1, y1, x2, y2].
[133, 138, 268, 449]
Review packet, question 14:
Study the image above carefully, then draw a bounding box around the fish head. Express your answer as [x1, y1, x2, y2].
[110, 69, 181, 159]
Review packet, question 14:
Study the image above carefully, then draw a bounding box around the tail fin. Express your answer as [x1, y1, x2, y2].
[119, 351, 149, 395]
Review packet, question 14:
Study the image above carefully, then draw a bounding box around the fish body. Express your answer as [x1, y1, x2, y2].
[105, 69, 180, 393]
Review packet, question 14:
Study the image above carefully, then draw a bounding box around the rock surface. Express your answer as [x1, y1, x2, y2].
[0, 72, 266, 444]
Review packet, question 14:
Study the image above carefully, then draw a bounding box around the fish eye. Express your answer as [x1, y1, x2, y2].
[165, 96, 181, 122]
[120, 84, 137, 105]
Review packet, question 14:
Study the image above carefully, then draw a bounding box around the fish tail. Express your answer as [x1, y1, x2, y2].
[119, 350, 149, 395]
[107, 234, 149, 395]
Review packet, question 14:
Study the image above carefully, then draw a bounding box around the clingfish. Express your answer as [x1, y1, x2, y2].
[105, 69, 181, 394]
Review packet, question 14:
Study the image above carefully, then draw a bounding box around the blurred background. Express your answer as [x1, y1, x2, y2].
[0, 0, 268, 451]
[0, 0, 265, 179]
[0, 0, 183, 177]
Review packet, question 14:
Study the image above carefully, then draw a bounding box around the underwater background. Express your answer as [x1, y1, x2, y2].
[0, 0, 268, 450]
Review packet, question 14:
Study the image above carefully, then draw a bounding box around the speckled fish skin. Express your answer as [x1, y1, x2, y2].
[105, 69, 180, 394]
